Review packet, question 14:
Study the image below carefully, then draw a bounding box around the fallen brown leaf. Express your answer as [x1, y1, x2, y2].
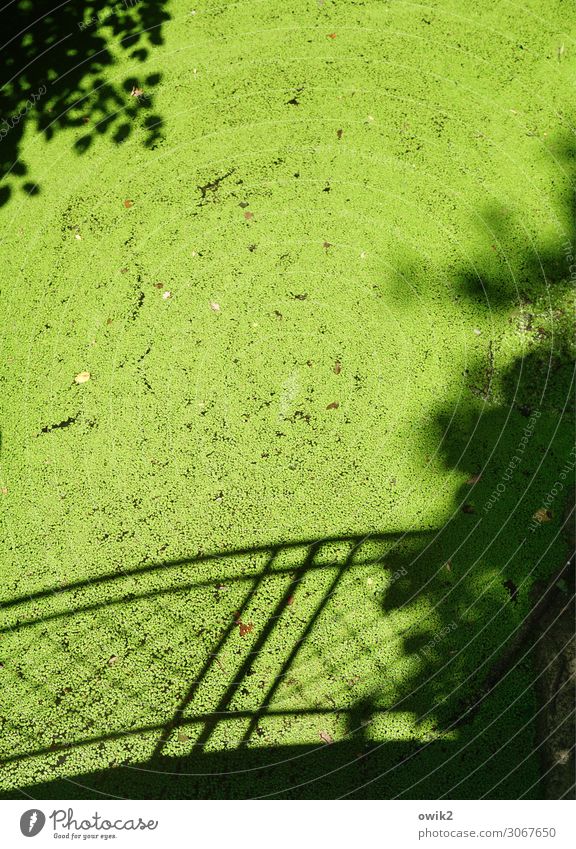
[333, 360, 342, 374]
[293, 293, 308, 301]
[466, 474, 481, 484]
[244, 211, 254, 220]
[533, 507, 553, 523]
[123, 199, 134, 208]
[327, 33, 337, 39]
[177, 731, 190, 742]
[74, 371, 91, 385]
[319, 730, 334, 744]
[130, 86, 144, 98]
[326, 401, 339, 410]
[108, 655, 118, 666]
[323, 241, 332, 249]
[239, 621, 254, 637]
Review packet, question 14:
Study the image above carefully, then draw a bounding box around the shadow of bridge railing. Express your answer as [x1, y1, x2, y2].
[0, 528, 488, 799]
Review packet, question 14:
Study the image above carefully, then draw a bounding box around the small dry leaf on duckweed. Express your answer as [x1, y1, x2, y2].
[154, 282, 164, 289]
[287, 595, 295, 606]
[333, 360, 342, 374]
[327, 33, 337, 39]
[466, 474, 481, 484]
[1, 487, 7, 495]
[533, 507, 553, 523]
[130, 86, 144, 98]
[238, 621, 254, 637]
[177, 731, 190, 742]
[293, 293, 308, 301]
[123, 199, 134, 208]
[326, 401, 339, 410]
[210, 301, 221, 312]
[443, 561, 452, 572]
[106, 318, 113, 325]
[244, 211, 254, 220]
[319, 730, 334, 744]
[74, 371, 91, 384]
[322, 241, 332, 249]
[162, 290, 172, 300]
[108, 655, 118, 666]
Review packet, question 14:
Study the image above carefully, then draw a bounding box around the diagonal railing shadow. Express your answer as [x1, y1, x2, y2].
[1, 528, 437, 779]
[0, 530, 431, 634]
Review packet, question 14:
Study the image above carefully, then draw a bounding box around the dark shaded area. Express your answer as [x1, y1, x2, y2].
[0, 0, 169, 204]
[0, 738, 535, 801]
[531, 494, 575, 800]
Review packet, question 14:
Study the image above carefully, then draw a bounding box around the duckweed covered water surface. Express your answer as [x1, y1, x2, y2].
[0, 0, 574, 798]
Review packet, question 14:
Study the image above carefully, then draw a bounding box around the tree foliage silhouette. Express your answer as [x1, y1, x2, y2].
[0, 0, 169, 204]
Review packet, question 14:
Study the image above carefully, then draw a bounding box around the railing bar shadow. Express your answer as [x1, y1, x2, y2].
[0, 542, 427, 637]
[240, 539, 359, 746]
[0, 704, 395, 767]
[192, 542, 325, 751]
[150, 544, 284, 759]
[1, 530, 427, 612]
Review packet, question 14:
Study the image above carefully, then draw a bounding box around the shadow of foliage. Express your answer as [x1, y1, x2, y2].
[0, 0, 169, 204]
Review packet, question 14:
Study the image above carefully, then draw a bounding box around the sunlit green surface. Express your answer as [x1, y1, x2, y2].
[0, 0, 574, 798]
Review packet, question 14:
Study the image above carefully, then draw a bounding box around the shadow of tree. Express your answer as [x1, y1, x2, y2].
[0, 0, 169, 204]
